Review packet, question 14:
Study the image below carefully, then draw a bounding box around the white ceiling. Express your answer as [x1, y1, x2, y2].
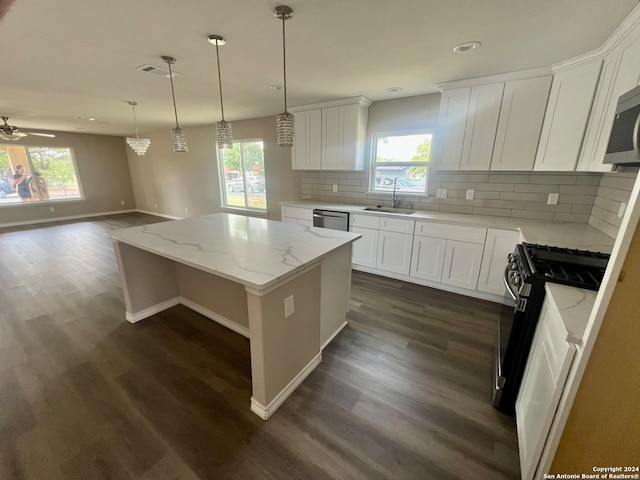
[1, 0, 639, 137]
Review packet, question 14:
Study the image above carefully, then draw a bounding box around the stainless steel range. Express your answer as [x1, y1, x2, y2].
[494, 243, 610, 413]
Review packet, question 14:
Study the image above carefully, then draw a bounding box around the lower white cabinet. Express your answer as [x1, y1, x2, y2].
[477, 228, 520, 296]
[516, 298, 576, 480]
[350, 226, 378, 268]
[441, 240, 484, 290]
[410, 236, 447, 282]
[281, 206, 313, 227]
[377, 231, 413, 275]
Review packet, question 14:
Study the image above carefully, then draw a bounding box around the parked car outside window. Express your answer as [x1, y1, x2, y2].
[0, 177, 15, 198]
[227, 176, 265, 193]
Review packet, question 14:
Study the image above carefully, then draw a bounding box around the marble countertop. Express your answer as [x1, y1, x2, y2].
[110, 213, 361, 292]
[280, 201, 616, 253]
[545, 283, 598, 345]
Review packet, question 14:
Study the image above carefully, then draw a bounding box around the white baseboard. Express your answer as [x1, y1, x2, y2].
[0, 208, 137, 228]
[322, 320, 348, 350]
[180, 297, 250, 338]
[135, 209, 183, 220]
[125, 297, 181, 323]
[250, 352, 322, 420]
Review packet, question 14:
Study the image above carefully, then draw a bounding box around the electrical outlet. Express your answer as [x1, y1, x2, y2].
[332, 184, 338, 193]
[185, 207, 189, 215]
[547, 193, 559, 205]
[154, 202, 158, 209]
[466, 189, 475, 200]
[121, 200, 126, 206]
[618, 202, 627, 218]
[436, 188, 448, 199]
[49, 206, 55, 213]
[284, 295, 294, 318]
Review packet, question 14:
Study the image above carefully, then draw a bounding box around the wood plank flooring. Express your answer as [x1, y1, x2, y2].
[0, 213, 520, 479]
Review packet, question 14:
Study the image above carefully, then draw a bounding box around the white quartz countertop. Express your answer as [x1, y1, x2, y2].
[110, 213, 361, 291]
[280, 201, 616, 253]
[545, 283, 598, 345]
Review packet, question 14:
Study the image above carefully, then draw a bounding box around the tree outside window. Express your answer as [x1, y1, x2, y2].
[370, 131, 432, 194]
[218, 140, 267, 211]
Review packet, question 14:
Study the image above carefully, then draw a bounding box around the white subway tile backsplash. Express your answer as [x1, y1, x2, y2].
[298, 169, 636, 233]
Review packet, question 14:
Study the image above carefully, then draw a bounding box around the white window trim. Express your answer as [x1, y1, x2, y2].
[368, 129, 433, 196]
[217, 138, 267, 213]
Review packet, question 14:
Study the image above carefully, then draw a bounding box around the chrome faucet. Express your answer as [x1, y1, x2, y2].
[392, 178, 401, 207]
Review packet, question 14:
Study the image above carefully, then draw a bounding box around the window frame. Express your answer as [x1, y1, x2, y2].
[0, 144, 85, 207]
[217, 138, 267, 214]
[368, 129, 433, 196]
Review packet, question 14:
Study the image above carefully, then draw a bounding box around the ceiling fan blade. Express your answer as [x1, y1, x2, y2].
[25, 132, 56, 138]
[14, 131, 28, 137]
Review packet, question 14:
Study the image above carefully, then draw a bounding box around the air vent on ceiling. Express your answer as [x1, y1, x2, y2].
[136, 64, 182, 78]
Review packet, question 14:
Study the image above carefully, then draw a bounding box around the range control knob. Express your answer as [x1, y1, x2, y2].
[507, 253, 516, 262]
[509, 262, 518, 271]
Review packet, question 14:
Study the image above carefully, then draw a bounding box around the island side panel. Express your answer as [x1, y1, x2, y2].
[321, 243, 353, 348]
[113, 241, 180, 322]
[247, 265, 321, 418]
[175, 263, 249, 334]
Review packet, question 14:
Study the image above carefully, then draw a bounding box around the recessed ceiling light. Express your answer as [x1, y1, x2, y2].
[387, 87, 403, 93]
[453, 41, 482, 53]
[88, 117, 96, 121]
[270, 85, 283, 91]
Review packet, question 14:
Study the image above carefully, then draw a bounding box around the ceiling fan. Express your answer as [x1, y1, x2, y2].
[0, 116, 56, 141]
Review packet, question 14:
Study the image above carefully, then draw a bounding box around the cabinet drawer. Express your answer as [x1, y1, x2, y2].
[351, 214, 380, 229]
[415, 222, 486, 244]
[281, 206, 312, 221]
[379, 217, 415, 234]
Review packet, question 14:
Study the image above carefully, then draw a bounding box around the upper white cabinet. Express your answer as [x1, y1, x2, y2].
[291, 110, 322, 170]
[577, 18, 640, 171]
[534, 60, 602, 171]
[491, 76, 552, 171]
[290, 97, 371, 171]
[434, 69, 552, 172]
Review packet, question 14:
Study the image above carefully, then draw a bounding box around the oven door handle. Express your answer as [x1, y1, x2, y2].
[503, 265, 518, 301]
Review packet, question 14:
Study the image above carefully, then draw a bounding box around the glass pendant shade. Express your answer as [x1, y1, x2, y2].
[274, 6, 294, 147]
[172, 127, 188, 152]
[276, 112, 295, 147]
[125, 101, 151, 155]
[126, 136, 151, 155]
[216, 120, 233, 149]
[162, 55, 188, 153]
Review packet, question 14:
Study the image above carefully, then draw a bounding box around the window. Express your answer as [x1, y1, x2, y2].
[0, 145, 83, 205]
[218, 139, 267, 211]
[370, 131, 432, 194]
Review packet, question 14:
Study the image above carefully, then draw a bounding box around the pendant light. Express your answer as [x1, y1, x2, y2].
[274, 5, 295, 147]
[208, 34, 233, 149]
[162, 55, 188, 152]
[125, 101, 151, 155]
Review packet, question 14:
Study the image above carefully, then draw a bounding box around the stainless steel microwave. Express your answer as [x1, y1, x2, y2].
[604, 84, 640, 165]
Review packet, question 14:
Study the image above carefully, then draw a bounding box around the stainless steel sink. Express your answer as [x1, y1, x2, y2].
[364, 206, 416, 215]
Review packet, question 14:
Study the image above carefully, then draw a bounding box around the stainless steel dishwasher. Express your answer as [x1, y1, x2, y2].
[312, 209, 349, 231]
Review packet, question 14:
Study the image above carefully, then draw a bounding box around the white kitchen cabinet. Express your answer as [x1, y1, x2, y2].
[516, 298, 576, 480]
[376, 231, 413, 275]
[291, 110, 322, 170]
[578, 27, 640, 172]
[477, 228, 520, 296]
[350, 226, 378, 268]
[491, 76, 553, 171]
[290, 97, 371, 171]
[534, 60, 602, 171]
[441, 240, 484, 290]
[460, 83, 504, 170]
[434, 88, 471, 170]
[281, 205, 313, 226]
[410, 236, 447, 282]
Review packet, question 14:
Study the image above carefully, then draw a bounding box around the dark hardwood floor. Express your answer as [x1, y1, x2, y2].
[0, 213, 520, 479]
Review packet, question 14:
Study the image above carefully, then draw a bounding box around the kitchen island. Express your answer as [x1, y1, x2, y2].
[109, 213, 360, 419]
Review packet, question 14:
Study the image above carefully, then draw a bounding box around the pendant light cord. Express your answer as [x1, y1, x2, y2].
[281, 14, 288, 112]
[166, 61, 181, 129]
[131, 104, 140, 138]
[215, 42, 226, 121]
